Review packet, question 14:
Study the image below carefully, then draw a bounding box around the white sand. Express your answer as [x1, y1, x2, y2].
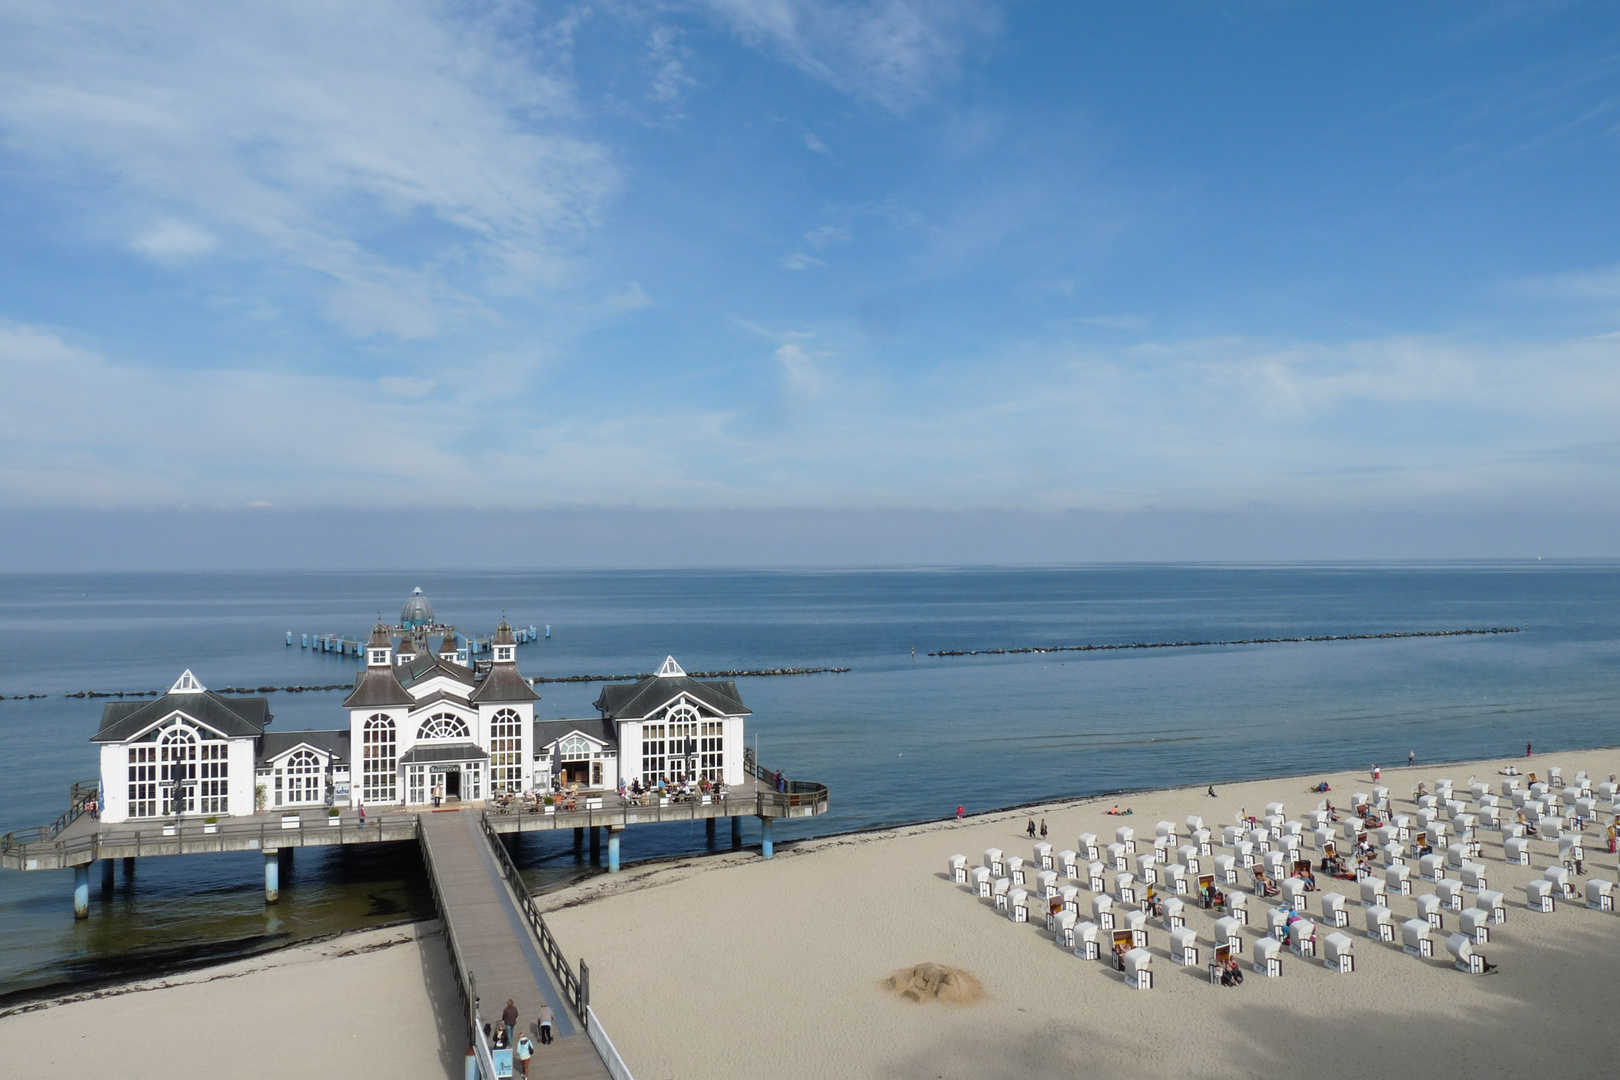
[544, 750, 1620, 1080]
[0, 922, 465, 1080]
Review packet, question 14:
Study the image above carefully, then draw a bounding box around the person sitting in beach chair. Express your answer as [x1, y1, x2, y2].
[1251, 867, 1279, 898]
[1208, 885, 1227, 911]
[1220, 956, 1244, 987]
[1293, 863, 1317, 891]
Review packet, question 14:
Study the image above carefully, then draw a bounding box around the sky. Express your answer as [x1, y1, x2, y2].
[2, 1, 1620, 567]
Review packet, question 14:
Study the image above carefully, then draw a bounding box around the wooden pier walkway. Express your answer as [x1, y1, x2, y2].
[418, 809, 611, 1080]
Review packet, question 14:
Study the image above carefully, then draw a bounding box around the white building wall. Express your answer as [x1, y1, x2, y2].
[99, 743, 129, 823]
[618, 721, 643, 786]
[724, 717, 745, 786]
[348, 706, 412, 807]
[228, 738, 256, 816]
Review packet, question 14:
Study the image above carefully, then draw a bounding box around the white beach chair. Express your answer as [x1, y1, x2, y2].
[1035, 869, 1059, 897]
[1380, 842, 1405, 868]
[1248, 826, 1273, 852]
[1072, 919, 1100, 959]
[1470, 781, 1490, 802]
[1525, 878, 1555, 913]
[1057, 849, 1078, 878]
[1323, 931, 1355, 973]
[1459, 906, 1491, 944]
[1546, 766, 1562, 786]
[1226, 890, 1249, 926]
[1435, 778, 1453, 797]
[1446, 842, 1468, 870]
[1123, 907, 1148, 948]
[1289, 917, 1317, 958]
[1437, 879, 1463, 912]
[1163, 863, 1189, 895]
[1418, 795, 1438, 811]
[1078, 833, 1100, 861]
[948, 854, 969, 883]
[1459, 862, 1488, 892]
[1115, 825, 1136, 854]
[1281, 877, 1306, 907]
[1034, 841, 1053, 870]
[1320, 892, 1348, 927]
[1007, 856, 1026, 886]
[1265, 801, 1285, 819]
[1598, 781, 1617, 800]
[1252, 936, 1283, 977]
[1365, 904, 1395, 942]
[1307, 809, 1329, 829]
[1373, 786, 1390, 810]
[1557, 835, 1584, 865]
[1050, 906, 1077, 937]
[1192, 827, 1213, 856]
[1114, 872, 1137, 905]
[1266, 905, 1291, 940]
[1373, 825, 1397, 847]
[1178, 844, 1201, 874]
[971, 866, 992, 898]
[1447, 932, 1489, 975]
[1107, 842, 1128, 872]
[1214, 915, 1243, 953]
[1476, 889, 1507, 924]
[1415, 892, 1443, 929]
[1504, 836, 1531, 866]
[1007, 888, 1030, 923]
[1214, 854, 1238, 885]
[1162, 896, 1186, 930]
[1135, 852, 1159, 885]
[1585, 879, 1614, 911]
[1236, 839, 1257, 869]
[1091, 894, 1115, 930]
[1123, 947, 1153, 989]
[1156, 820, 1177, 842]
[1341, 817, 1365, 841]
[1384, 863, 1411, 896]
[1059, 884, 1081, 915]
[1185, 814, 1205, 834]
[1086, 860, 1106, 893]
[992, 877, 1011, 910]
[1264, 850, 1287, 879]
[1222, 825, 1243, 848]
[1170, 925, 1198, 966]
[1543, 865, 1576, 899]
[1477, 806, 1500, 829]
[1152, 836, 1173, 861]
[1419, 854, 1445, 882]
[985, 848, 1004, 875]
[1401, 918, 1434, 959]
[1359, 878, 1387, 908]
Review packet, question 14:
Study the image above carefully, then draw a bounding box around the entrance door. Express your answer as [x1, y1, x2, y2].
[444, 768, 462, 800]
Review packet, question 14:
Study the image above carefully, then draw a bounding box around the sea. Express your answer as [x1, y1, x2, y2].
[1, 563, 1617, 1001]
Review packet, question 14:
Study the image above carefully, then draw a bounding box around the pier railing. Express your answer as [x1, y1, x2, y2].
[478, 812, 589, 1022]
[417, 815, 479, 1046]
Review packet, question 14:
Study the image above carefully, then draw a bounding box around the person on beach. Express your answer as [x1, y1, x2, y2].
[1040, 818, 1048, 839]
[1207, 785, 1217, 798]
[515, 1030, 535, 1077]
[502, 999, 519, 1041]
[956, 805, 964, 821]
[1371, 764, 1380, 781]
[1026, 817, 1037, 838]
[1526, 742, 1533, 758]
[1409, 750, 1416, 767]
[537, 1004, 554, 1045]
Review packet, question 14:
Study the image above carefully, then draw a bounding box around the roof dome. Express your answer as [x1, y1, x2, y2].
[401, 587, 434, 628]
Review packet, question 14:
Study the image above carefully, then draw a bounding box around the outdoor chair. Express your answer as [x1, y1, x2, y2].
[1320, 891, 1348, 927]
[1252, 936, 1283, 977]
[1170, 925, 1198, 966]
[1323, 931, 1355, 973]
[1459, 906, 1491, 944]
[948, 854, 968, 883]
[1123, 947, 1154, 990]
[1447, 932, 1489, 974]
[1401, 918, 1434, 959]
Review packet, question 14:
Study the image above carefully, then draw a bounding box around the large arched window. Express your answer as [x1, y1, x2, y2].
[490, 708, 523, 793]
[160, 725, 198, 815]
[419, 713, 471, 740]
[363, 714, 397, 803]
[281, 749, 323, 806]
[643, 702, 700, 783]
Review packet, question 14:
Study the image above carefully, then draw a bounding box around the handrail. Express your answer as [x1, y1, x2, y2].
[478, 811, 588, 1022]
[586, 1005, 636, 1080]
[418, 814, 478, 1046]
[1, 778, 102, 854]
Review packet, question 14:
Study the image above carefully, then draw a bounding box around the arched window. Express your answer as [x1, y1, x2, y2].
[363, 714, 397, 803]
[160, 725, 198, 815]
[490, 708, 523, 793]
[644, 702, 699, 783]
[419, 713, 471, 740]
[280, 749, 323, 806]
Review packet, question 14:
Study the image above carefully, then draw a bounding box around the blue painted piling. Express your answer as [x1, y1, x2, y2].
[760, 817, 774, 859]
[73, 865, 89, 919]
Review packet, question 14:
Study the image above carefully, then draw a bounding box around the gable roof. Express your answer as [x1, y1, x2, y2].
[397, 651, 475, 690]
[343, 668, 415, 709]
[593, 674, 749, 720]
[470, 664, 540, 704]
[261, 729, 351, 764]
[92, 692, 271, 743]
[533, 717, 618, 751]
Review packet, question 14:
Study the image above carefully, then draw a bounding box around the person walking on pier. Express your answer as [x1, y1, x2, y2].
[515, 1030, 535, 1077]
[537, 1003, 554, 1045]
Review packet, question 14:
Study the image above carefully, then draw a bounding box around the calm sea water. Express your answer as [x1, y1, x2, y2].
[2, 564, 1617, 999]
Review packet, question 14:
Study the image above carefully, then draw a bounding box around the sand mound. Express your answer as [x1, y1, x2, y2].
[884, 963, 983, 1004]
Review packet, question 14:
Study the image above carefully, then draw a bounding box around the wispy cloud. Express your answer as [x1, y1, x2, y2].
[782, 251, 826, 270]
[803, 131, 831, 155]
[131, 219, 217, 260]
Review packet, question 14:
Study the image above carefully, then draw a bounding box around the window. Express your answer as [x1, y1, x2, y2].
[407, 764, 427, 805]
[641, 723, 665, 783]
[418, 713, 470, 740]
[490, 708, 523, 794]
[128, 746, 158, 818]
[665, 704, 699, 782]
[199, 742, 229, 814]
[281, 749, 322, 806]
[363, 714, 397, 803]
[160, 726, 198, 815]
[700, 720, 724, 781]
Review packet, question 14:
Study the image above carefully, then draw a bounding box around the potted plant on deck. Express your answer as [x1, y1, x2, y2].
[255, 784, 268, 813]
[543, 795, 556, 814]
[204, 816, 218, 834]
[328, 807, 341, 826]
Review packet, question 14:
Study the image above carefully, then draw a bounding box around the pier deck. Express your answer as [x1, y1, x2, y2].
[419, 809, 609, 1080]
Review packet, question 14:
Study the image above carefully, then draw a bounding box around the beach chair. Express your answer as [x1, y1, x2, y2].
[1057, 849, 1078, 878]
[1170, 925, 1198, 966]
[992, 877, 1011, 910]
[1445, 800, 1467, 822]
[1178, 844, 1201, 874]
[1541, 814, 1565, 837]
[1311, 826, 1333, 852]
[1525, 879, 1555, 913]
[1248, 827, 1272, 852]
[1226, 890, 1250, 926]
[1435, 778, 1453, 798]
[1252, 936, 1283, 977]
[971, 867, 993, 898]
[1372, 785, 1390, 810]
[1007, 856, 1026, 886]
[1289, 917, 1317, 958]
[1341, 817, 1365, 841]
[1418, 795, 1439, 811]
[1307, 809, 1329, 829]
[1437, 879, 1463, 912]
[1035, 869, 1059, 898]
[1445, 842, 1468, 870]
[1543, 865, 1576, 900]
[1385, 863, 1412, 896]
[1500, 778, 1520, 797]
[1078, 833, 1100, 861]
[1072, 919, 1101, 959]
[1504, 837, 1531, 865]
[1415, 892, 1443, 929]
[1320, 892, 1348, 927]
[1575, 797, 1596, 821]
[1236, 840, 1257, 869]
[1359, 878, 1387, 908]
[1107, 842, 1129, 871]
[1116, 826, 1136, 854]
[1156, 820, 1177, 842]
[1123, 947, 1153, 990]
[1163, 863, 1189, 895]
[1091, 894, 1116, 930]
[1373, 825, 1397, 847]
[1380, 842, 1406, 868]
[949, 854, 969, 883]
[985, 848, 1005, 876]
[1323, 931, 1355, 973]
[1086, 861, 1106, 893]
[1222, 825, 1243, 848]
[1557, 835, 1584, 866]
[1185, 814, 1205, 834]
[1034, 841, 1053, 870]
[1459, 862, 1488, 892]
[1430, 821, 1450, 847]
[1214, 915, 1244, 954]
[1059, 884, 1081, 915]
[1281, 877, 1307, 907]
[1476, 889, 1507, 924]
[1162, 896, 1186, 930]
[1264, 850, 1287, 878]
[1585, 879, 1614, 911]
[1419, 854, 1445, 882]
[1547, 766, 1562, 786]
[1152, 835, 1173, 861]
[1123, 908, 1148, 948]
[1598, 781, 1617, 800]
[1050, 905, 1077, 937]
[1477, 806, 1500, 829]
[1114, 873, 1137, 906]
[1192, 827, 1213, 856]
[1008, 888, 1030, 923]
[1402, 918, 1434, 959]
[1265, 801, 1285, 819]
[1278, 833, 1302, 857]
[1214, 854, 1238, 885]
[1459, 906, 1491, 944]
[1470, 782, 1490, 802]
[1447, 933, 1489, 975]
[1266, 906, 1291, 940]
[1365, 905, 1395, 943]
[1135, 852, 1159, 885]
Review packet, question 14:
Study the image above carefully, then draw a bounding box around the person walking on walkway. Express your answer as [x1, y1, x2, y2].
[537, 1004, 554, 1045]
[515, 1030, 535, 1077]
[502, 999, 519, 1041]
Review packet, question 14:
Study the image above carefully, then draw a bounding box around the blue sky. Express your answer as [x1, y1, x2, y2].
[2, 2, 1620, 561]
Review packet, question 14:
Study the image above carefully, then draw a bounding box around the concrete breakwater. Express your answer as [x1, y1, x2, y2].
[529, 666, 851, 683]
[929, 626, 1522, 658]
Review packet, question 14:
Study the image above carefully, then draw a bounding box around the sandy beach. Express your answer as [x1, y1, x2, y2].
[544, 749, 1620, 1080]
[0, 922, 466, 1079]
